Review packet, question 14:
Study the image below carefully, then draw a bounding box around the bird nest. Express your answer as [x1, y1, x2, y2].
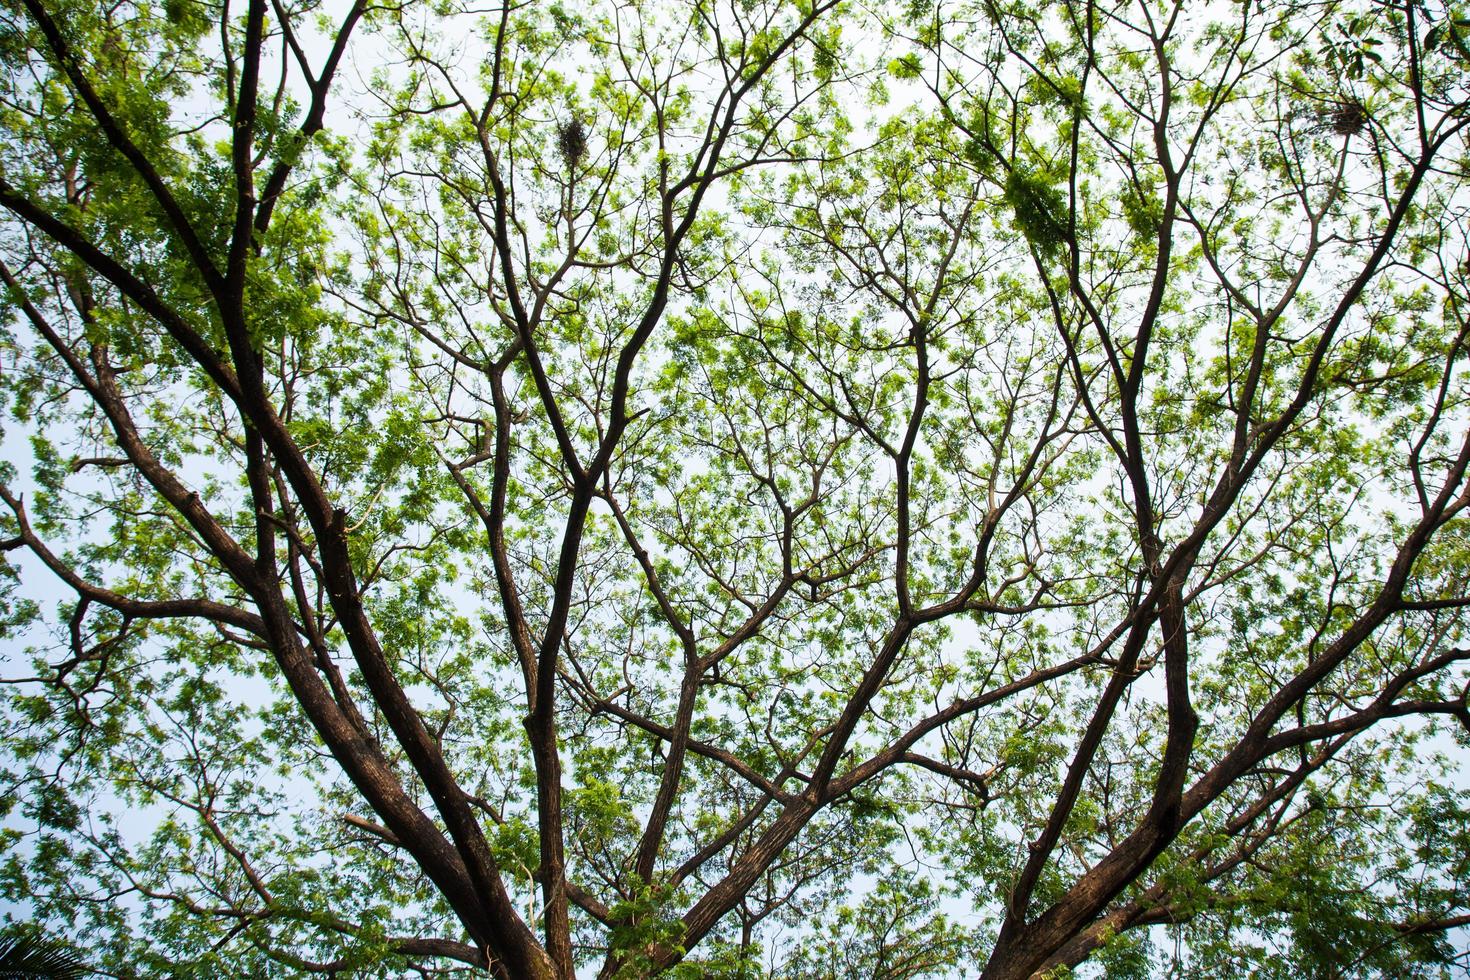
[1329, 100, 1368, 136]
[558, 118, 588, 166]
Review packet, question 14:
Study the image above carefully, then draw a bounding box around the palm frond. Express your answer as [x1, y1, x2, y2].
[0, 935, 89, 979]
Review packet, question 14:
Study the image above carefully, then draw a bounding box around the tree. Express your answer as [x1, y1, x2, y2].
[0, 0, 1468, 974]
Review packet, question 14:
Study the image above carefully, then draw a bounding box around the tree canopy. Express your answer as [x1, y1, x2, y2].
[1, 0, 1469, 975]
